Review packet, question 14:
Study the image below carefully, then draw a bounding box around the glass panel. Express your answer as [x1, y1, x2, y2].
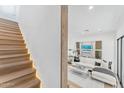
[122, 37, 124, 86]
[118, 39, 121, 80]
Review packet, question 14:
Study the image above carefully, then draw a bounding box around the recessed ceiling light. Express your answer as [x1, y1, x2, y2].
[89, 6, 94, 10]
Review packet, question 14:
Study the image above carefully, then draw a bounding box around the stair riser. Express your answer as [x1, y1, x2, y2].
[0, 73, 36, 88]
[0, 62, 32, 75]
[0, 23, 19, 30]
[0, 31, 22, 37]
[0, 55, 30, 64]
[32, 83, 41, 88]
[0, 41, 25, 45]
[14, 78, 40, 88]
[24, 79, 41, 88]
[0, 50, 28, 55]
[0, 23, 18, 29]
[0, 24, 19, 30]
[0, 31, 23, 38]
[0, 43, 25, 46]
[0, 38, 24, 41]
[29, 79, 41, 88]
[0, 29, 21, 35]
[0, 18, 18, 26]
[0, 68, 36, 84]
[0, 36, 23, 40]
[0, 18, 40, 88]
[0, 39, 24, 44]
[0, 46, 26, 49]
[0, 26, 19, 32]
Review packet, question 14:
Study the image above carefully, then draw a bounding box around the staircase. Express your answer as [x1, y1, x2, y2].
[0, 18, 41, 88]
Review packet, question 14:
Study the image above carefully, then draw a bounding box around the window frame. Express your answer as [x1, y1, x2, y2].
[117, 35, 124, 87]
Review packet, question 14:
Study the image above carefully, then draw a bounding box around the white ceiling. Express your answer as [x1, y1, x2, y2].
[69, 5, 124, 35]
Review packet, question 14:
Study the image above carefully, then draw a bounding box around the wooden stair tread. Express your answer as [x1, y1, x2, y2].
[0, 32, 22, 37]
[0, 68, 36, 84]
[0, 23, 18, 29]
[0, 39, 24, 45]
[0, 26, 19, 31]
[0, 37, 24, 41]
[0, 54, 30, 64]
[0, 48, 27, 51]
[0, 20, 18, 27]
[0, 23, 19, 29]
[0, 22, 19, 28]
[0, 49, 27, 55]
[0, 61, 32, 75]
[0, 54, 30, 59]
[0, 30, 22, 36]
[0, 35, 23, 40]
[0, 44, 26, 46]
[0, 40, 25, 46]
[0, 29, 22, 35]
[14, 78, 40, 88]
[0, 42, 25, 45]
[0, 72, 35, 88]
[0, 18, 40, 88]
[0, 56, 30, 64]
[0, 60, 32, 64]
[0, 46, 26, 49]
[0, 43, 25, 45]
[0, 36, 24, 40]
[0, 60, 32, 68]
[0, 18, 18, 25]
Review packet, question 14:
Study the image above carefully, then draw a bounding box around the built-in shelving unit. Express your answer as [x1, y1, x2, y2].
[95, 41, 102, 59]
[76, 42, 80, 56]
[75, 41, 102, 59]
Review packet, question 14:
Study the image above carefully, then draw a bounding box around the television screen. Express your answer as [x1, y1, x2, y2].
[80, 42, 94, 58]
[81, 45, 93, 50]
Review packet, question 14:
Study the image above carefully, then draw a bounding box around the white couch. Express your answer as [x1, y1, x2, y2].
[79, 57, 103, 68]
[77, 57, 116, 86]
[92, 67, 117, 86]
[79, 57, 109, 68]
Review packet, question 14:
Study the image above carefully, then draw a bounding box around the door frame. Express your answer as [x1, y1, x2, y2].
[61, 5, 68, 88]
[117, 35, 124, 88]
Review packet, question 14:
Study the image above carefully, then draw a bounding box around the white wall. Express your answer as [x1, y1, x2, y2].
[18, 5, 61, 88]
[116, 27, 124, 38]
[69, 32, 116, 71]
[115, 11, 124, 74]
[0, 6, 17, 21]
